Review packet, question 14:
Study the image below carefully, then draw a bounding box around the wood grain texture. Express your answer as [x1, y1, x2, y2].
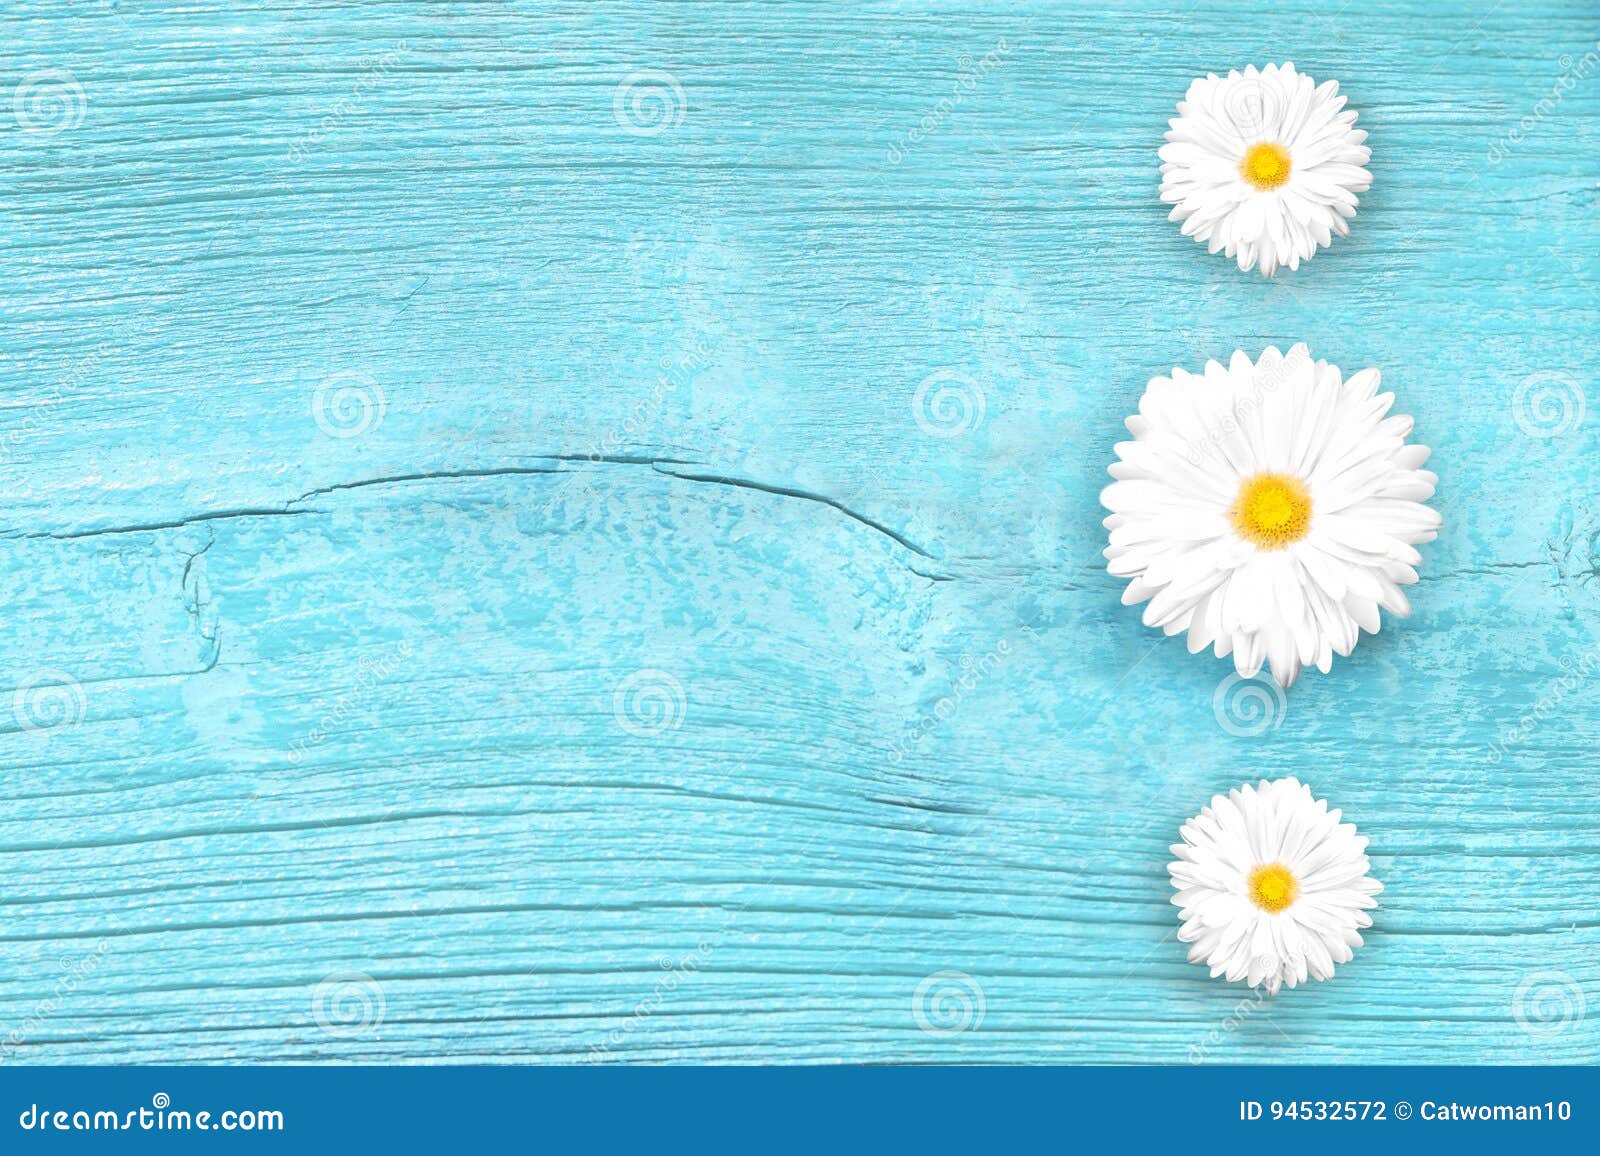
[2, 0, 1598, 1064]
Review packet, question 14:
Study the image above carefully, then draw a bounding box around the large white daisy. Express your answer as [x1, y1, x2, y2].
[1170, 777, 1381, 994]
[1101, 344, 1440, 687]
[1160, 63, 1372, 276]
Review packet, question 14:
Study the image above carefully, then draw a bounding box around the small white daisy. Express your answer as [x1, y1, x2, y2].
[1170, 777, 1381, 994]
[1101, 344, 1440, 687]
[1160, 63, 1372, 276]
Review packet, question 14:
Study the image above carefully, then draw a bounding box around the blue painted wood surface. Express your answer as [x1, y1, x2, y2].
[2, 0, 1597, 1064]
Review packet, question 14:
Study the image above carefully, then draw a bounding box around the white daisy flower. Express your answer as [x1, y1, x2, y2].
[1101, 344, 1440, 687]
[1170, 777, 1381, 994]
[1160, 63, 1372, 276]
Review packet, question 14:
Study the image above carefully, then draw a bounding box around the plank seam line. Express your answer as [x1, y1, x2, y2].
[6, 461, 951, 576]
[651, 463, 939, 563]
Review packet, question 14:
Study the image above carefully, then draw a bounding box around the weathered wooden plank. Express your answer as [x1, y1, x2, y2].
[1, 0, 1596, 1064]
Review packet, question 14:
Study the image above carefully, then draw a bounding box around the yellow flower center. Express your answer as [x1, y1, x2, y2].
[1230, 472, 1312, 549]
[1240, 142, 1292, 190]
[1247, 863, 1299, 914]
